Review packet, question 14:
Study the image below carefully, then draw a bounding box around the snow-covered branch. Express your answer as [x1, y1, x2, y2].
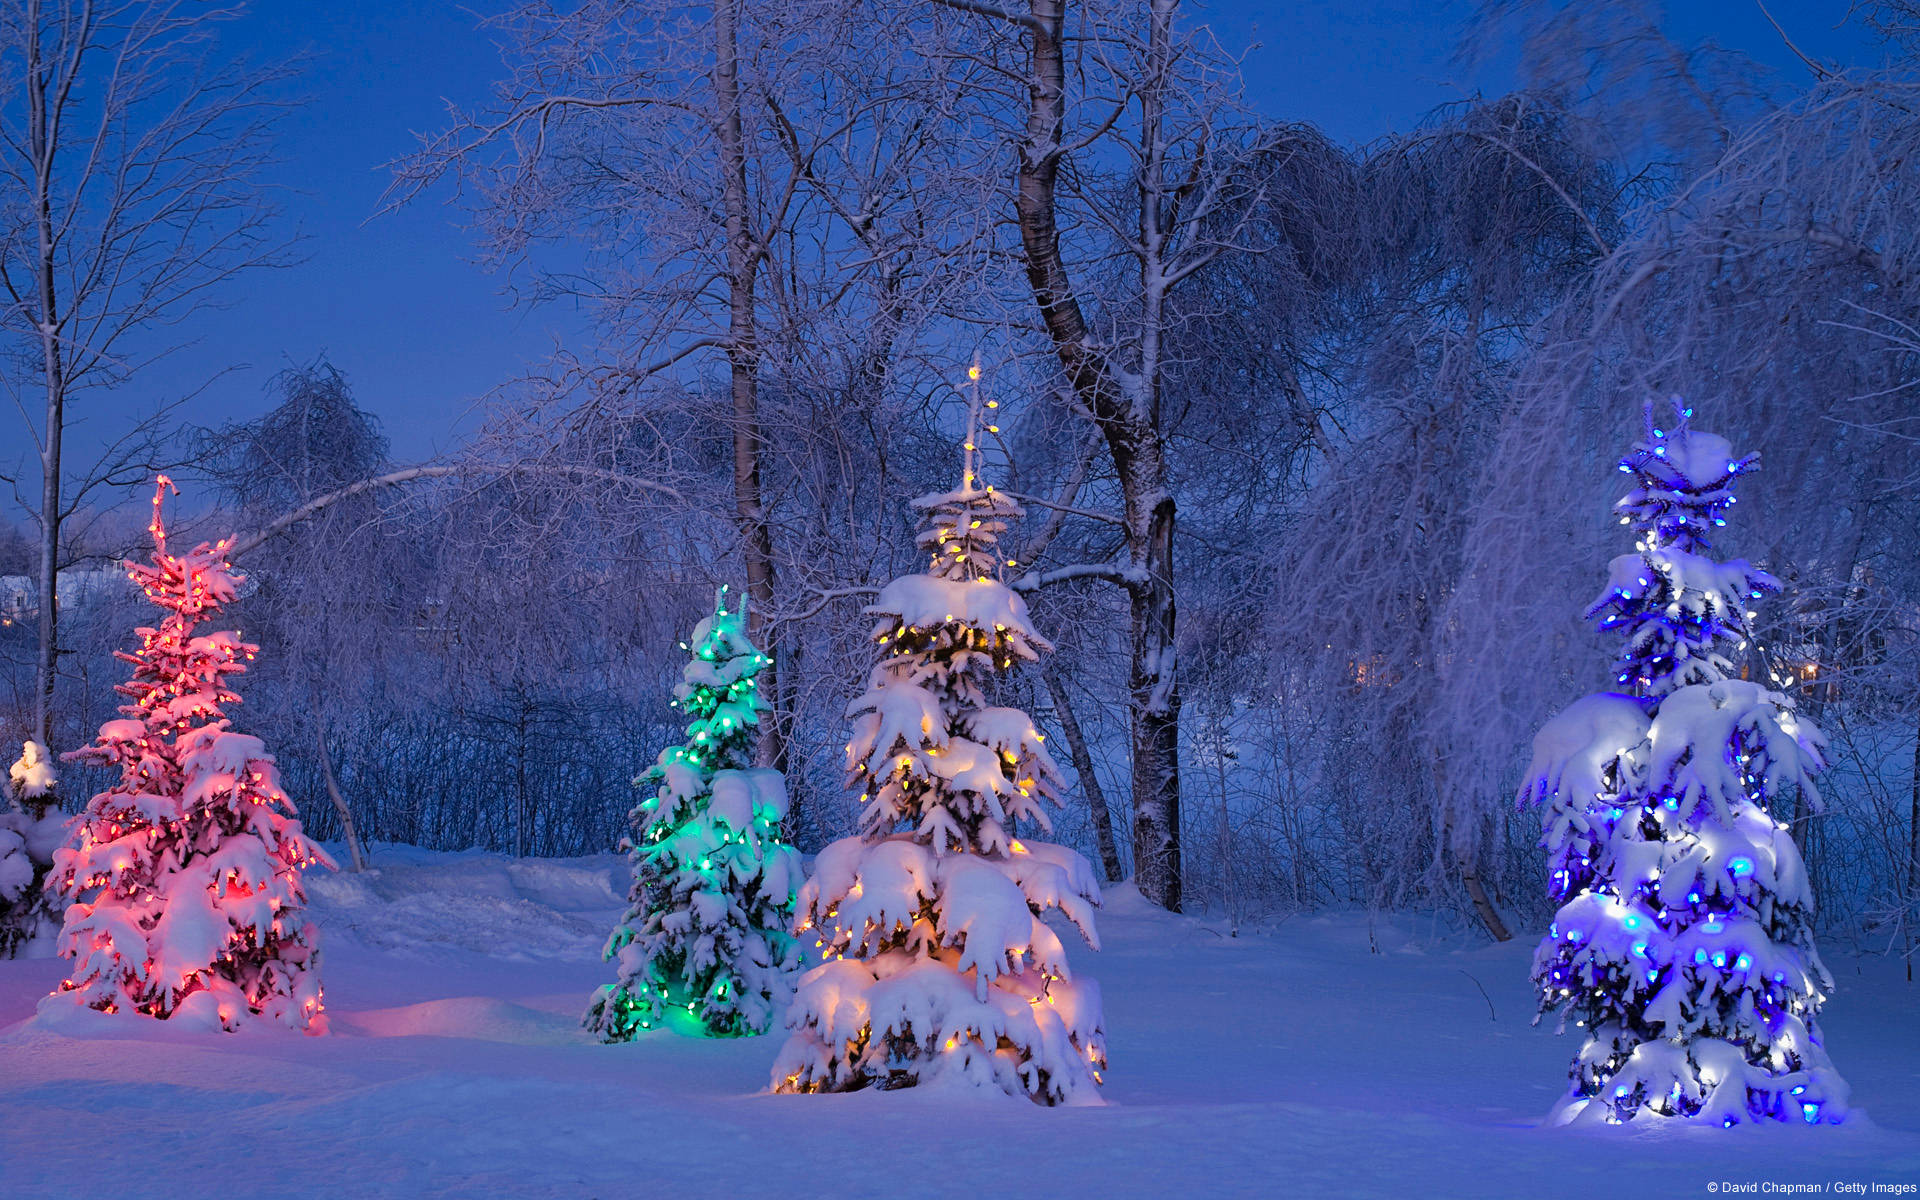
[1010, 562, 1149, 594]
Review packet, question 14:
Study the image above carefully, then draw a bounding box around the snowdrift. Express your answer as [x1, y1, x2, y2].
[0, 846, 1914, 1200]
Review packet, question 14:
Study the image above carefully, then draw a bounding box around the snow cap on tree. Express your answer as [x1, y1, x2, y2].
[1523, 401, 1848, 1127]
[771, 380, 1106, 1105]
[48, 477, 331, 1031]
[584, 586, 801, 1039]
[8, 741, 57, 810]
[2, 740, 67, 958]
[1586, 403, 1773, 699]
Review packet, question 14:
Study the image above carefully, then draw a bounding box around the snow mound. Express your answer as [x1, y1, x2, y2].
[20, 993, 316, 1044]
[0, 849, 1914, 1200]
[305, 848, 623, 961]
[341, 996, 589, 1045]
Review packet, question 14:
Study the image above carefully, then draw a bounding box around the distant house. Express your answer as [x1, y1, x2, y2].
[0, 577, 26, 626]
[0, 570, 131, 626]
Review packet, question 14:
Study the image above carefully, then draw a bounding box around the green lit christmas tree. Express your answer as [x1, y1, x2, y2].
[584, 588, 801, 1039]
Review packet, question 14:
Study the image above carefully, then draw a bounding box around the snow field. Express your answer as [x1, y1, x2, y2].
[1, 846, 1916, 1199]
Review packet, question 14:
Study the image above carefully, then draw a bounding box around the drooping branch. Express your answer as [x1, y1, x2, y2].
[1003, 488, 1122, 530]
[928, 0, 1047, 36]
[226, 463, 683, 560]
[225, 466, 464, 559]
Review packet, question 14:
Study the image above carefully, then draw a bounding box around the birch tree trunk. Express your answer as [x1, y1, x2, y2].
[1, 1, 289, 754]
[1000, 0, 1184, 909]
[314, 723, 369, 873]
[24, 0, 64, 751]
[1042, 665, 1124, 882]
[712, 0, 784, 776]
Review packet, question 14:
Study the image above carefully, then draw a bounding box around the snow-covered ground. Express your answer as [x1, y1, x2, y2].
[2, 845, 1916, 1199]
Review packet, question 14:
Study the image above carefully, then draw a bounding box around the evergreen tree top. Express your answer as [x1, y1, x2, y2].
[1586, 403, 1775, 701]
[912, 483, 1026, 584]
[651, 587, 769, 782]
[82, 478, 261, 753]
[1613, 399, 1759, 555]
[874, 482, 1047, 661]
[674, 587, 769, 696]
[129, 477, 245, 616]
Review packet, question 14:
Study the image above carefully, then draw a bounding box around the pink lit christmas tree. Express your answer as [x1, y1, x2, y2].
[50, 477, 330, 1032]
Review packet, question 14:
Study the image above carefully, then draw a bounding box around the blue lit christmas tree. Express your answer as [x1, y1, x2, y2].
[1521, 400, 1849, 1127]
[583, 588, 800, 1039]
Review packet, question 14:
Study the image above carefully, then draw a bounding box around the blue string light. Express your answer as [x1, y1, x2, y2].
[1530, 400, 1847, 1126]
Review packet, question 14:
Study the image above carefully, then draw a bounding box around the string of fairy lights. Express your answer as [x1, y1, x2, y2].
[586, 585, 798, 1040]
[1531, 402, 1846, 1126]
[52, 477, 328, 1031]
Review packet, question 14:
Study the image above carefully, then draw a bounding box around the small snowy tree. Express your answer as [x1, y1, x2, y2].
[49, 478, 331, 1032]
[1523, 402, 1849, 1126]
[585, 588, 800, 1039]
[1, 741, 66, 957]
[770, 469, 1107, 1104]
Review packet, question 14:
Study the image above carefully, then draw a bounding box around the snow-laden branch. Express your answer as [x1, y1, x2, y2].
[774, 559, 1151, 624]
[225, 467, 465, 559]
[928, 0, 1047, 36]
[1010, 562, 1150, 594]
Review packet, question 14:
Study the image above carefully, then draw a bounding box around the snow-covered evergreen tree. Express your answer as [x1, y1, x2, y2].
[1523, 402, 1848, 1126]
[770, 471, 1107, 1104]
[585, 588, 800, 1039]
[49, 477, 331, 1032]
[1, 740, 66, 957]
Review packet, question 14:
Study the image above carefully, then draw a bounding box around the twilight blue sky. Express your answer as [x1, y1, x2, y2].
[129, 0, 1881, 464]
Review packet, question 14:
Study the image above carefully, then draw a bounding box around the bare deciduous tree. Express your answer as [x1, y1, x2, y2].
[931, 0, 1286, 911]
[0, 0, 292, 754]
[391, 0, 844, 778]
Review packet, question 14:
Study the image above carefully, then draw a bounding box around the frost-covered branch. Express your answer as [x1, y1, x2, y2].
[1010, 562, 1149, 594]
[227, 463, 684, 560]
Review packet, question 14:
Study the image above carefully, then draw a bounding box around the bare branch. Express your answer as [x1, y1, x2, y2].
[227, 462, 683, 560]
